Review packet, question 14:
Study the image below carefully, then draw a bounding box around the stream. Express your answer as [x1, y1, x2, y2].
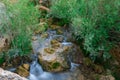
[28, 55, 80, 80]
[28, 30, 83, 80]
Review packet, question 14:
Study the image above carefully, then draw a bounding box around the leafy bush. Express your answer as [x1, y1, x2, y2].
[50, 0, 120, 61]
[50, 0, 79, 23]
[1, 0, 40, 56]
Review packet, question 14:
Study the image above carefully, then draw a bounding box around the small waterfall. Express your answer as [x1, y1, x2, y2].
[29, 54, 44, 80]
[30, 60, 43, 76]
[29, 54, 54, 80]
[70, 62, 80, 71]
[29, 30, 81, 80]
[29, 60, 54, 80]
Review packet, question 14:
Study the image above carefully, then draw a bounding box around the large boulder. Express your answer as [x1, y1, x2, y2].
[0, 68, 28, 80]
[32, 30, 83, 72]
[37, 39, 72, 72]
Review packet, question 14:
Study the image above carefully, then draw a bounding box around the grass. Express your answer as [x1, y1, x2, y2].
[50, 0, 120, 61]
[0, 0, 40, 59]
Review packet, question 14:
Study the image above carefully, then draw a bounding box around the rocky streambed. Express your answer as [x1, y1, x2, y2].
[0, 1, 117, 80]
[0, 1, 85, 80]
[28, 28, 85, 80]
[14, 27, 115, 80]
[0, 22, 116, 80]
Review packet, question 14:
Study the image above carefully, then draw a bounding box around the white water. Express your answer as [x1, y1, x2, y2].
[28, 58, 80, 80]
[29, 30, 80, 80]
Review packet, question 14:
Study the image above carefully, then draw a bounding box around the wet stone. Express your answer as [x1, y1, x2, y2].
[16, 64, 30, 77]
[44, 48, 55, 54]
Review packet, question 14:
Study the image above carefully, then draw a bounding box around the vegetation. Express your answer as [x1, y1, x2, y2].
[0, 0, 40, 57]
[0, 0, 119, 79]
[52, 62, 60, 69]
[50, 0, 120, 61]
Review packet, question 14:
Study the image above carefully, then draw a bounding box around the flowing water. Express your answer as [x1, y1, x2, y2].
[29, 30, 82, 80]
[28, 55, 80, 80]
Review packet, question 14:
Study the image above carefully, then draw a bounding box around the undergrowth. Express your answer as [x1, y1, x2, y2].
[50, 0, 120, 61]
[0, 0, 40, 60]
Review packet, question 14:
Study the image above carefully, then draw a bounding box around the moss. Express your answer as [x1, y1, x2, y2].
[0, 58, 4, 65]
[52, 62, 60, 69]
[44, 48, 55, 54]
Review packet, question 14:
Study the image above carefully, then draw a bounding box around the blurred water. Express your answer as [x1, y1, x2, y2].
[29, 30, 80, 80]
[29, 56, 80, 80]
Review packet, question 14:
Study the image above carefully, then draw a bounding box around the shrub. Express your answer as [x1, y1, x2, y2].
[1, 0, 40, 56]
[50, 0, 120, 61]
[50, 0, 79, 23]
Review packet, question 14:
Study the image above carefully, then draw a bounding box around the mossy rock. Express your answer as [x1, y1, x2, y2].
[34, 23, 48, 34]
[51, 40, 61, 48]
[39, 60, 62, 72]
[44, 48, 55, 54]
[16, 66, 29, 77]
[52, 62, 61, 69]
[57, 29, 63, 34]
[63, 46, 69, 52]
[41, 33, 48, 38]
[51, 40, 60, 44]
[50, 25, 60, 30]
[83, 57, 93, 67]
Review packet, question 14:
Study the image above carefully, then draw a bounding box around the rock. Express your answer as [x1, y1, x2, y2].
[70, 69, 86, 80]
[34, 23, 47, 34]
[0, 68, 27, 80]
[37, 39, 83, 72]
[32, 36, 38, 41]
[52, 35, 64, 42]
[99, 75, 115, 80]
[93, 64, 104, 73]
[32, 30, 83, 72]
[50, 25, 60, 30]
[41, 33, 49, 38]
[16, 64, 30, 77]
[51, 40, 61, 48]
[77, 74, 85, 80]
[22, 64, 30, 70]
[57, 29, 63, 34]
[35, 39, 72, 72]
[63, 46, 69, 51]
[51, 39, 59, 44]
[38, 44, 71, 72]
[44, 48, 55, 54]
[0, 34, 11, 53]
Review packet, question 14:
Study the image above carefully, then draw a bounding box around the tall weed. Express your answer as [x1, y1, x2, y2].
[1, 0, 40, 56]
[50, 0, 120, 61]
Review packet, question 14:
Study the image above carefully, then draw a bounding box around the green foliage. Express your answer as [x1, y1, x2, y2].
[50, 0, 120, 61]
[0, 55, 4, 64]
[1, 0, 40, 56]
[50, 0, 79, 22]
[52, 62, 60, 69]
